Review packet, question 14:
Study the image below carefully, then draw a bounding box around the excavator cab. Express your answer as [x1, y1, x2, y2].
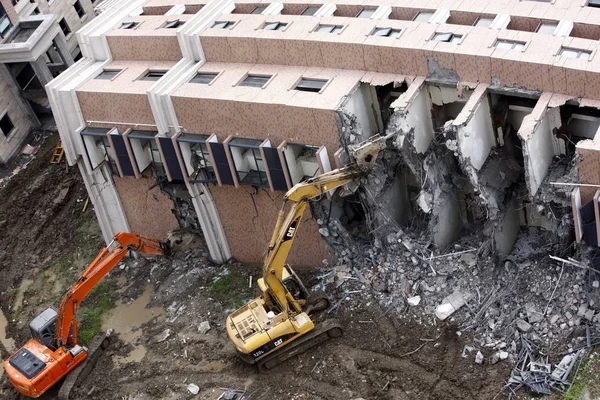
[29, 307, 58, 351]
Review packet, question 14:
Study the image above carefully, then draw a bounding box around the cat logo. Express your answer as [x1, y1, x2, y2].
[283, 218, 300, 242]
[273, 338, 283, 347]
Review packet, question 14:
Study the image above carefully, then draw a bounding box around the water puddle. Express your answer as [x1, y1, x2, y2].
[102, 285, 164, 367]
[0, 308, 16, 378]
[12, 278, 33, 314]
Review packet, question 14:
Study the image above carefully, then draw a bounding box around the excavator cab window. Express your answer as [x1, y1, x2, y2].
[29, 306, 58, 351]
[283, 276, 307, 301]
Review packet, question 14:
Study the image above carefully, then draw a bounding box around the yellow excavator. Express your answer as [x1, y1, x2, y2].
[226, 135, 386, 370]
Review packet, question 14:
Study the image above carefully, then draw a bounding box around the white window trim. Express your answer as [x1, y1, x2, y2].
[0, 110, 17, 142]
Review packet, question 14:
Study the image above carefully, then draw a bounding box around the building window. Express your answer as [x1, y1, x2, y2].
[95, 69, 121, 80]
[212, 21, 234, 29]
[120, 21, 138, 29]
[372, 27, 401, 37]
[589, 0, 600, 7]
[295, 78, 327, 92]
[0, 3, 13, 39]
[0, 113, 14, 137]
[127, 130, 165, 178]
[73, 0, 86, 19]
[250, 5, 267, 14]
[560, 47, 592, 60]
[413, 11, 434, 22]
[32, 7, 40, 15]
[228, 138, 269, 187]
[190, 72, 218, 84]
[177, 133, 217, 183]
[433, 32, 463, 43]
[239, 74, 271, 88]
[140, 70, 167, 81]
[59, 19, 71, 36]
[164, 19, 182, 28]
[536, 21, 558, 34]
[280, 143, 320, 185]
[316, 24, 342, 33]
[301, 6, 320, 16]
[495, 39, 526, 50]
[356, 8, 376, 18]
[474, 17, 494, 27]
[80, 128, 119, 174]
[263, 21, 287, 30]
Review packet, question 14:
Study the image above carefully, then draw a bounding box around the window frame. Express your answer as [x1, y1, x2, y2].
[164, 19, 182, 29]
[190, 71, 219, 85]
[413, 11, 434, 22]
[589, 0, 600, 7]
[372, 27, 401, 38]
[356, 7, 376, 18]
[212, 20, 235, 29]
[227, 137, 270, 188]
[127, 130, 165, 178]
[59, 19, 71, 37]
[73, 0, 86, 20]
[176, 133, 217, 184]
[250, 5, 267, 14]
[301, 5, 321, 16]
[239, 74, 272, 88]
[494, 39, 527, 51]
[95, 69, 122, 80]
[315, 24, 343, 33]
[140, 70, 168, 81]
[474, 17, 494, 28]
[0, 112, 15, 138]
[80, 127, 119, 174]
[560, 47, 592, 60]
[295, 78, 328, 93]
[263, 21, 287, 31]
[432, 32, 464, 43]
[536, 21, 558, 34]
[120, 21, 138, 29]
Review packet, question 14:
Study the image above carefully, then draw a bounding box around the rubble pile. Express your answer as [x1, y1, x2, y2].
[315, 220, 600, 371]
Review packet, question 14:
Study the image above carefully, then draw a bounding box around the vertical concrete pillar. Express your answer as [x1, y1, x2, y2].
[53, 34, 74, 67]
[29, 57, 53, 86]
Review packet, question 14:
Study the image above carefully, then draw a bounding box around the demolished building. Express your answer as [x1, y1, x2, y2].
[48, 0, 600, 267]
[0, 0, 100, 163]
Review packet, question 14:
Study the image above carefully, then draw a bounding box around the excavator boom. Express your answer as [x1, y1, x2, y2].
[3, 232, 168, 398]
[226, 135, 385, 369]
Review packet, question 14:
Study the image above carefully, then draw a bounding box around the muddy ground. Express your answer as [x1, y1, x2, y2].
[0, 133, 558, 400]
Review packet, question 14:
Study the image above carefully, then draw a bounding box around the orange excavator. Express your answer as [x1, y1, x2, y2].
[3, 232, 169, 399]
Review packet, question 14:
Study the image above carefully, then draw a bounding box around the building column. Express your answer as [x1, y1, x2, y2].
[29, 57, 53, 86]
[0, 64, 40, 127]
[53, 34, 74, 67]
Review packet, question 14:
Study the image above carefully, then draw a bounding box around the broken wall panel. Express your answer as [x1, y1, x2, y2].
[493, 200, 520, 256]
[340, 82, 383, 139]
[519, 95, 558, 197]
[453, 85, 495, 170]
[391, 78, 434, 154]
[576, 131, 600, 204]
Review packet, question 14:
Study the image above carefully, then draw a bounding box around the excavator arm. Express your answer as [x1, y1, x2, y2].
[261, 135, 386, 316]
[55, 232, 168, 347]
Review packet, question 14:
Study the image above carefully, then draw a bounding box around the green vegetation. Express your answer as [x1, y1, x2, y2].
[208, 267, 254, 308]
[77, 278, 116, 345]
[564, 352, 600, 400]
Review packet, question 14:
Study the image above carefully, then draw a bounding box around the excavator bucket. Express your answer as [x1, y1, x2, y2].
[350, 134, 386, 170]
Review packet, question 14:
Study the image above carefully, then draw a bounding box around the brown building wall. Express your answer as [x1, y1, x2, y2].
[113, 174, 180, 240]
[171, 96, 340, 266]
[107, 35, 183, 61]
[210, 184, 330, 266]
[0, 0, 18, 24]
[77, 92, 156, 125]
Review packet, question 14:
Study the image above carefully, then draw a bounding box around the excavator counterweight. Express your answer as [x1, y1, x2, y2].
[3, 232, 168, 399]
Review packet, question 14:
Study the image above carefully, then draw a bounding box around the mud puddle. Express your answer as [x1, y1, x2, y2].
[102, 285, 164, 367]
[12, 278, 33, 314]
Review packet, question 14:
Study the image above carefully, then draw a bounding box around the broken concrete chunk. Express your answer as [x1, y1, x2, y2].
[435, 290, 466, 320]
[150, 329, 171, 344]
[198, 321, 211, 334]
[417, 191, 433, 214]
[525, 303, 543, 324]
[187, 383, 199, 395]
[318, 228, 330, 237]
[516, 319, 532, 333]
[407, 296, 421, 306]
[475, 351, 484, 364]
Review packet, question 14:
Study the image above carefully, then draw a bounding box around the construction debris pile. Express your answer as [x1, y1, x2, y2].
[313, 197, 600, 398]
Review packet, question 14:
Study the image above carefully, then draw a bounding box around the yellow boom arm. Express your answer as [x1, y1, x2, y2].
[260, 135, 386, 316]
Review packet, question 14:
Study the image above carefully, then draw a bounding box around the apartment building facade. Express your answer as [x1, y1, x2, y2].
[48, 0, 600, 267]
[0, 0, 97, 163]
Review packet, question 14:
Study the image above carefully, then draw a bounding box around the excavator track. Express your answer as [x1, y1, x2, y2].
[257, 319, 343, 372]
[57, 334, 110, 400]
